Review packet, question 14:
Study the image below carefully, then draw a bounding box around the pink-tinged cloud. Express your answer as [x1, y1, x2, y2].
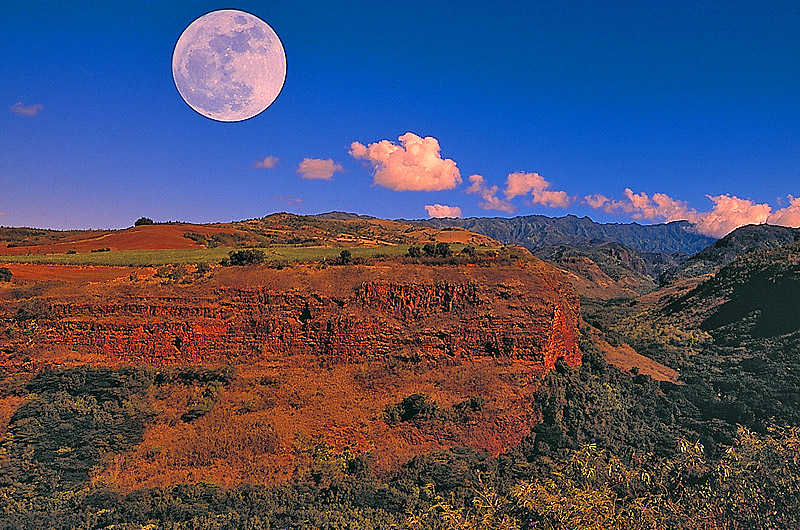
[11, 101, 43, 117]
[584, 193, 611, 210]
[296, 158, 343, 180]
[466, 174, 516, 213]
[504, 171, 572, 208]
[424, 204, 463, 218]
[694, 195, 771, 237]
[768, 195, 800, 227]
[253, 155, 279, 169]
[272, 195, 302, 205]
[584, 188, 800, 238]
[466, 172, 570, 213]
[349, 132, 461, 191]
[585, 188, 699, 223]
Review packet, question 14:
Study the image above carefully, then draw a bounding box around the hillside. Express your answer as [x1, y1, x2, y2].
[532, 240, 685, 299]
[2, 214, 800, 529]
[517, 223, 800, 300]
[417, 214, 716, 254]
[661, 224, 800, 282]
[0, 213, 497, 256]
[665, 240, 800, 339]
[0, 247, 583, 492]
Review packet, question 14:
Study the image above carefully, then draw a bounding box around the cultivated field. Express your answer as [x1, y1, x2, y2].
[0, 243, 491, 267]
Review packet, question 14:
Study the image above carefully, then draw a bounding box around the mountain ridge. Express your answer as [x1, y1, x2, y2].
[415, 214, 717, 254]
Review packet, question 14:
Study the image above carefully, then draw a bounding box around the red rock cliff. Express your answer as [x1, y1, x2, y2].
[1, 261, 581, 372]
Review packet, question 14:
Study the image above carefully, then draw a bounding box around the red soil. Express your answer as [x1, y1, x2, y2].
[0, 263, 151, 282]
[0, 224, 243, 255]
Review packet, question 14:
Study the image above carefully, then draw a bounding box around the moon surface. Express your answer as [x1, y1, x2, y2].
[172, 10, 286, 122]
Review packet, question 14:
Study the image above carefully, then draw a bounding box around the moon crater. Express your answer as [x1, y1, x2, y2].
[172, 10, 286, 122]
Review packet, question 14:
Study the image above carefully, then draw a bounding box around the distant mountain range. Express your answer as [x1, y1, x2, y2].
[416, 214, 800, 298]
[415, 214, 716, 254]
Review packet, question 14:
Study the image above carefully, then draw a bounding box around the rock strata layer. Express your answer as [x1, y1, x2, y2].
[1, 262, 581, 373]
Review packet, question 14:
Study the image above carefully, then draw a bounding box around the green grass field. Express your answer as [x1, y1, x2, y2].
[0, 244, 488, 267]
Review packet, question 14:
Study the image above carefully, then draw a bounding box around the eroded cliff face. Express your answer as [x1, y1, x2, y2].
[1, 261, 581, 373]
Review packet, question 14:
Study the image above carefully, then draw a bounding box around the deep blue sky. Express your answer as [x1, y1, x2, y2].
[2, 1, 798, 233]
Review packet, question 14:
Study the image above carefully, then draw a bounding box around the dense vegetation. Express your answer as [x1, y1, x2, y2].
[2, 330, 799, 528]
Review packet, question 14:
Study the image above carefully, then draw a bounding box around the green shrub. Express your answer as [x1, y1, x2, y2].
[223, 249, 266, 266]
[385, 393, 439, 424]
[337, 249, 352, 265]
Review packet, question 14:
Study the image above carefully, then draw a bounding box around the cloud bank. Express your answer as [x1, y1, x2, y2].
[424, 204, 462, 218]
[297, 158, 343, 180]
[466, 172, 571, 214]
[253, 156, 279, 169]
[11, 101, 43, 117]
[585, 189, 800, 238]
[349, 132, 461, 191]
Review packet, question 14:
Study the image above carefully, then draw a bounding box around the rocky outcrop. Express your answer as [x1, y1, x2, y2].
[1, 262, 582, 373]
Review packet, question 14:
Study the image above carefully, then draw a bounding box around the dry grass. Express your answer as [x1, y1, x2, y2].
[90, 358, 540, 492]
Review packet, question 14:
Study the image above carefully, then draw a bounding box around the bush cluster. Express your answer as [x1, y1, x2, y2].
[221, 249, 267, 266]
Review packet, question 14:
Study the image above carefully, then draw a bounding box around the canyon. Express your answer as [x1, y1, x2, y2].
[2, 260, 581, 372]
[0, 257, 583, 487]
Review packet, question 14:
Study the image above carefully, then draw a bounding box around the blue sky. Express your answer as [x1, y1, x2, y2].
[2, 1, 798, 235]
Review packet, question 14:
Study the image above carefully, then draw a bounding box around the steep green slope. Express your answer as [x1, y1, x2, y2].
[663, 224, 800, 282]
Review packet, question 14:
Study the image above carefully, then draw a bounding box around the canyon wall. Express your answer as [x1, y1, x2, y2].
[1, 262, 581, 373]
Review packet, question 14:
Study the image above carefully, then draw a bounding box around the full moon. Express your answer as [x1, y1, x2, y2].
[172, 10, 286, 122]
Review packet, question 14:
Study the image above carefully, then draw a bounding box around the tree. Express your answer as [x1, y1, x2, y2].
[385, 393, 439, 424]
[223, 249, 266, 266]
[435, 242, 452, 257]
[422, 243, 437, 257]
[337, 249, 352, 265]
[407, 245, 422, 258]
[0, 267, 11, 282]
[134, 217, 154, 226]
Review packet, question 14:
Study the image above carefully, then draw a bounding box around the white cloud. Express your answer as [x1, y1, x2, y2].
[297, 158, 343, 180]
[768, 195, 800, 227]
[466, 174, 516, 213]
[504, 171, 571, 208]
[272, 195, 302, 205]
[583, 188, 800, 238]
[583, 193, 610, 210]
[466, 172, 570, 213]
[11, 101, 43, 117]
[349, 132, 461, 191]
[253, 155, 279, 169]
[424, 204, 463, 218]
[694, 194, 771, 237]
